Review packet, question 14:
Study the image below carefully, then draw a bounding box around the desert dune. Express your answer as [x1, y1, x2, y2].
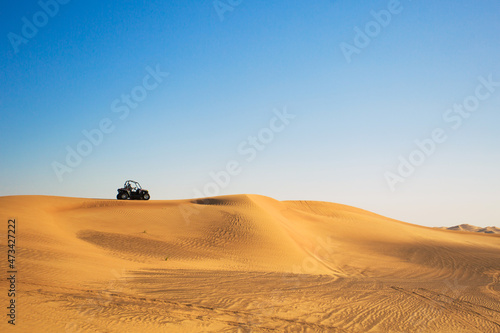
[441, 224, 500, 234]
[1, 194, 499, 332]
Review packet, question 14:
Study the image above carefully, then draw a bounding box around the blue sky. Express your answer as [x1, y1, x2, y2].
[1, 0, 499, 227]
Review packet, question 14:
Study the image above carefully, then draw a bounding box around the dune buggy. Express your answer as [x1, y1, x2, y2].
[117, 180, 150, 200]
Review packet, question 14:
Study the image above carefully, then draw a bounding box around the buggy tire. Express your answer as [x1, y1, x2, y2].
[142, 192, 150, 200]
[117, 192, 129, 200]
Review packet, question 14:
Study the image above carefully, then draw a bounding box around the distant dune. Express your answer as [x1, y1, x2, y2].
[1, 195, 499, 332]
[440, 224, 500, 234]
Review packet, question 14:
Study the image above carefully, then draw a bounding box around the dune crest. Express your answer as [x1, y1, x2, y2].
[440, 224, 500, 234]
[1, 194, 499, 332]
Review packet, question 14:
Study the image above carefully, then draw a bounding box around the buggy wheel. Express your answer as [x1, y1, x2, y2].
[117, 192, 129, 200]
[142, 192, 150, 200]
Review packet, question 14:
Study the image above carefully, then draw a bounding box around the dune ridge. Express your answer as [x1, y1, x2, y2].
[440, 224, 500, 234]
[1, 194, 499, 332]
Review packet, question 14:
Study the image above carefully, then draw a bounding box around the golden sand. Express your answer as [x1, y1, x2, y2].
[1, 195, 499, 332]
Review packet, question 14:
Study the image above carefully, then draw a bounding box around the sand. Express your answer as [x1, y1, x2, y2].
[0, 194, 499, 332]
[441, 224, 500, 234]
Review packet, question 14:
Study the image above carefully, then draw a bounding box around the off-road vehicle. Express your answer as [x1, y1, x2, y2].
[117, 180, 150, 200]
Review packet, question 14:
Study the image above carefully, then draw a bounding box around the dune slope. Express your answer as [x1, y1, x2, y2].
[0, 194, 499, 332]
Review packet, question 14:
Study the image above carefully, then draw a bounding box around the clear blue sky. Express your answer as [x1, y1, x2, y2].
[1, 0, 499, 227]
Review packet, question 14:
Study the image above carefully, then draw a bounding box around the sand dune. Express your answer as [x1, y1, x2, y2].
[1, 194, 499, 332]
[441, 224, 500, 234]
